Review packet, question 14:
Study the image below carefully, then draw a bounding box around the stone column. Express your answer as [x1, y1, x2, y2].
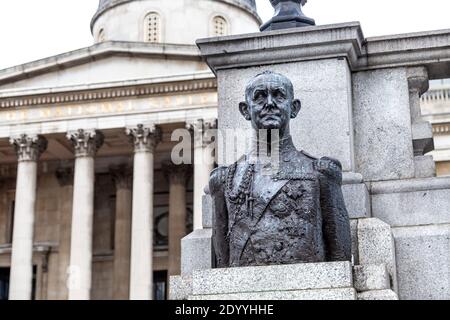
[126, 124, 161, 300]
[186, 119, 216, 230]
[110, 165, 133, 300]
[8, 134, 47, 300]
[66, 129, 104, 300]
[162, 163, 191, 277]
[55, 166, 74, 300]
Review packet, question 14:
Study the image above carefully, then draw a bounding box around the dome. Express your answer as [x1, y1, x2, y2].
[92, 0, 259, 30]
[90, 0, 261, 44]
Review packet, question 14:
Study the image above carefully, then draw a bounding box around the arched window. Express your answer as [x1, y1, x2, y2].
[145, 12, 161, 43]
[98, 29, 106, 42]
[212, 16, 228, 36]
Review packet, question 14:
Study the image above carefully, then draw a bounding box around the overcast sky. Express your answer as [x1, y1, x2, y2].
[0, 0, 450, 70]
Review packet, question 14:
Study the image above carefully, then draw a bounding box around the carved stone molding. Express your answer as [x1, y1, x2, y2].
[186, 118, 217, 148]
[55, 167, 74, 187]
[162, 162, 192, 186]
[407, 67, 429, 97]
[433, 122, 450, 134]
[126, 124, 162, 153]
[0, 78, 217, 109]
[9, 134, 48, 162]
[67, 129, 104, 158]
[110, 164, 133, 190]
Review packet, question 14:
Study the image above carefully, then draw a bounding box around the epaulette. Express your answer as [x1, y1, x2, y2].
[209, 166, 228, 194]
[314, 156, 343, 183]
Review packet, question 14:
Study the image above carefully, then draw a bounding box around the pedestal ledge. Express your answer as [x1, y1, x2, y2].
[188, 261, 354, 300]
[358, 289, 399, 300]
[190, 288, 357, 301]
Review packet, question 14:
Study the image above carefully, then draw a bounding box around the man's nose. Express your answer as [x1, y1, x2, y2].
[266, 94, 275, 107]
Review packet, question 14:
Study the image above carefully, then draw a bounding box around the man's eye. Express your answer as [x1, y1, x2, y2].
[274, 90, 286, 98]
[254, 92, 266, 100]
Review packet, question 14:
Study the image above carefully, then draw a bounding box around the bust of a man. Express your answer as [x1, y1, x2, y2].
[209, 71, 351, 268]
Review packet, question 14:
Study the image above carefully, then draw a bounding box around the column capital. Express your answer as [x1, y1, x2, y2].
[67, 129, 104, 158]
[162, 162, 192, 186]
[126, 124, 162, 153]
[55, 167, 74, 187]
[110, 164, 133, 190]
[186, 119, 217, 148]
[10, 134, 48, 162]
[186, 118, 217, 132]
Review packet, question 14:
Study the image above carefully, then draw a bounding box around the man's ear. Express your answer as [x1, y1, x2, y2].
[291, 99, 301, 119]
[239, 102, 252, 121]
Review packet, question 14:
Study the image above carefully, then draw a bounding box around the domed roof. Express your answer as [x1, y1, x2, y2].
[92, 0, 258, 28]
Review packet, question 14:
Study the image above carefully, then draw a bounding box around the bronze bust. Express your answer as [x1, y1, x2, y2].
[261, 0, 315, 31]
[209, 71, 351, 268]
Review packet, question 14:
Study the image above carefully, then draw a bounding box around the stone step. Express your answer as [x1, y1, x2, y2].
[190, 288, 357, 300]
[191, 261, 353, 296]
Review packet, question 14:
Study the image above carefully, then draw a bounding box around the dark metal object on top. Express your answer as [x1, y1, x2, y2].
[260, 0, 315, 32]
[209, 71, 351, 268]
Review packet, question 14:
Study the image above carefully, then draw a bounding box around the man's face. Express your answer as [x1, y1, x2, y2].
[246, 75, 293, 130]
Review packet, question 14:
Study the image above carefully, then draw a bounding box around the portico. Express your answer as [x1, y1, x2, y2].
[0, 73, 217, 300]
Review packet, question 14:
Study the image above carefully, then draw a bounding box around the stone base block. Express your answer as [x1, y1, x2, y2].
[174, 261, 403, 300]
[392, 224, 450, 300]
[171, 261, 357, 300]
[342, 183, 371, 218]
[190, 288, 357, 301]
[414, 155, 436, 178]
[371, 177, 450, 227]
[357, 218, 397, 292]
[192, 261, 353, 296]
[353, 264, 390, 292]
[169, 275, 192, 300]
[357, 289, 399, 300]
[181, 229, 213, 276]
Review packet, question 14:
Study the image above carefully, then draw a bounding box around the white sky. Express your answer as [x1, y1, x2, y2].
[0, 0, 450, 70]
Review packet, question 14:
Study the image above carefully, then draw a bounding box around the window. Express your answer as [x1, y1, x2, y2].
[0, 268, 9, 300]
[145, 12, 161, 43]
[153, 271, 167, 300]
[0, 266, 36, 300]
[7, 200, 14, 244]
[98, 29, 106, 42]
[212, 16, 228, 36]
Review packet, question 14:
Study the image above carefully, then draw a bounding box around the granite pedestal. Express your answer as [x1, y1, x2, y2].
[193, 23, 450, 300]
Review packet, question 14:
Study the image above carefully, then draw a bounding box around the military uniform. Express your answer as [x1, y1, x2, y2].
[209, 136, 351, 268]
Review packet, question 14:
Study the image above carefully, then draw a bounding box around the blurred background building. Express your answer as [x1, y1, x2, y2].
[0, 0, 448, 300]
[0, 0, 260, 300]
[421, 79, 450, 176]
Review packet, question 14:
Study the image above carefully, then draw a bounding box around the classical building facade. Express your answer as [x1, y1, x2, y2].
[0, 0, 260, 300]
[421, 79, 450, 176]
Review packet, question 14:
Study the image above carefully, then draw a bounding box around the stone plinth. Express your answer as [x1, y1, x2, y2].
[172, 261, 357, 300]
[195, 22, 450, 300]
[181, 229, 213, 276]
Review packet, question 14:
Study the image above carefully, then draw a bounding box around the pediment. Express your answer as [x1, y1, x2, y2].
[0, 41, 204, 93]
